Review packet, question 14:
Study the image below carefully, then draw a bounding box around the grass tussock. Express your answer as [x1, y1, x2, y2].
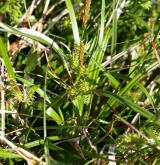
[0, 0, 159, 164]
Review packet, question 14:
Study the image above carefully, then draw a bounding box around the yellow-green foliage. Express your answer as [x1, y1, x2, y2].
[70, 44, 81, 71]
[25, 85, 38, 105]
[69, 42, 85, 73]
[68, 41, 91, 104]
[0, 0, 22, 23]
[6, 79, 36, 106]
[7, 79, 23, 103]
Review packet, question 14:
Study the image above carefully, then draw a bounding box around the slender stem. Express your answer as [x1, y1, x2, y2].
[44, 51, 50, 164]
[37, 0, 51, 32]
[0, 61, 5, 137]
[113, 114, 158, 147]
[0, 136, 44, 164]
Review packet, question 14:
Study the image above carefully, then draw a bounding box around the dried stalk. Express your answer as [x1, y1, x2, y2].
[37, 0, 51, 32]
[0, 136, 44, 165]
[82, 0, 91, 28]
[0, 61, 5, 137]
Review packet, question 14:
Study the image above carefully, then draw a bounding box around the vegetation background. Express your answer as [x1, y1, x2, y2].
[0, 0, 160, 164]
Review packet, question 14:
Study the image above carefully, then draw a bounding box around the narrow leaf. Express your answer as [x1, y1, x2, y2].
[0, 37, 15, 79]
[96, 90, 154, 119]
[64, 0, 80, 44]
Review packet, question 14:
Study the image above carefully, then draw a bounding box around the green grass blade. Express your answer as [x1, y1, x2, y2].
[98, 73, 143, 118]
[0, 22, 64, 56]
[88, 29, 110, 82]
[84, 0, 110, 118]
[24, 136, 61, 148]
[99, 61, 159, 118]
[64, 0, 80, 44]
[98, 0, 105, 45]
[96, 90, 154, 119]
[0, 23, 72, 84]
[58, 106, 64, 124]
[46, 108, 63, 125]
[136, 82, 155, 108]
[88, 0, 106, 76]
[0, 37, 15, 79]
[105, 72, 120, 88]
[0, 149, 21, 159]
[111, 0, 118, 55]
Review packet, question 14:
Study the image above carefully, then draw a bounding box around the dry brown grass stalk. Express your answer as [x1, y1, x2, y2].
[82, 0, 91, 28]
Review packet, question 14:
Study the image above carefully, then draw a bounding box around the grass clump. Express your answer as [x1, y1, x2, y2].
[0, 0, 159, 164]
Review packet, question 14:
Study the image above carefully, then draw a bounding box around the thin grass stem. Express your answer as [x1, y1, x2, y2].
[0, 60, 5, 137]
[43, 51, 50, 164]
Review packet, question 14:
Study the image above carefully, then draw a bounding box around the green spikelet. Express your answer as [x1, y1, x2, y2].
[70, 41, 85, 74]
[78, 80, 90, 93]
[147, 123, 160, 137]
[25, 85, 38, 105]
[70, 43, 80, 70]
[79, 66, 86, 77]
[8, 79, 23, 103]
[78, 80, 91, 104]
[68, 86, 78, 99]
